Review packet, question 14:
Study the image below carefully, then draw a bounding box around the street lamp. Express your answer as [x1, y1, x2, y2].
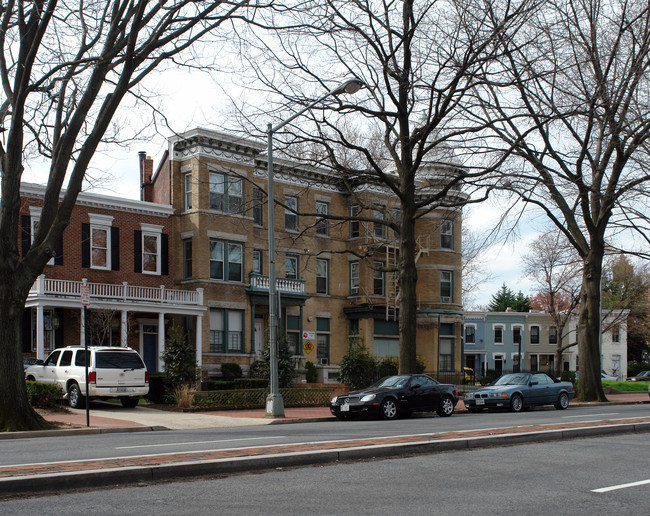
[266, 78, 365, 417]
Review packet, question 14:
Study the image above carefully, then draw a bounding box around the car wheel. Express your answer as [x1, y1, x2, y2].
[380, 398, 398, 420]
[25, 375, 35, 382]
[120, 397, 140, 408]
[68, 383, 85, 409]
[555, 392, 569, 410]
[509, 393, 523, 412]
[436, 395, 455, 417]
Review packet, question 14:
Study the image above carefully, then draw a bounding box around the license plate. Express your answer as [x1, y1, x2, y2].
[341, 403, 350, 412]
[476, 399, 485, 405]
[114, 387, 130, 393]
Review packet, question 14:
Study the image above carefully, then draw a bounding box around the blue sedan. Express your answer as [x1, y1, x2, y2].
[464, 372, 575, 413]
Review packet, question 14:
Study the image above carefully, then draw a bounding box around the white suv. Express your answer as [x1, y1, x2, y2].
[25, 346, 149, 408]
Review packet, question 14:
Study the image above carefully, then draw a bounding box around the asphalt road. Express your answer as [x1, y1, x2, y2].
[1, 403, 648, 467]
[1, 432, 647, 515]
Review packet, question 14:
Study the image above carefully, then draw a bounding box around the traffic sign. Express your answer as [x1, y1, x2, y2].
[303, 331, 316, 354]
[81, 285, 90, 306]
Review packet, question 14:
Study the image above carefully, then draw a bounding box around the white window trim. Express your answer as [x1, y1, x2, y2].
[530, 324, 541, 345]
[464, 323, 477, 344]
[493, 324, 505, 345]
[29, 207, 54, 266]
[140, 223, 163, 276]
[90, 225, 111, 270]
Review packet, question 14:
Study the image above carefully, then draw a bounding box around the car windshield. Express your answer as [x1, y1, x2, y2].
[373, 376, 410, 388]
[493, 374, 530, 386]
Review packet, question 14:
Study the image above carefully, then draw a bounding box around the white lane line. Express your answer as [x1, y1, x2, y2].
[592, 479, 650, 493]
[116, 436, 285, 450]
[563, 413, 620, 418]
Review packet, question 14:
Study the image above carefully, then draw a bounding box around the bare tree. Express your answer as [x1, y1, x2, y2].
[471, 0, 650, 400]
[523, 230, 581, 376]
[0, 0, 253, 431]
[230, 0, 534, 374]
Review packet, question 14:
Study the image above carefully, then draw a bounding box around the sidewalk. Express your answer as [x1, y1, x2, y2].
[27, 390, 649, 434]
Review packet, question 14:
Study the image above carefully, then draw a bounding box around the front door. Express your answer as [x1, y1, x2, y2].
[494, 356, 504, 376]
[142, 324, 158, 372]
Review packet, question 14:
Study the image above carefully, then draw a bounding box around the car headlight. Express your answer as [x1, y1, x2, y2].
[331, 396, 338, 404]
[465, 393, 474, 399]
[360, 394, 376, 402]
[490, 392, 509, 398]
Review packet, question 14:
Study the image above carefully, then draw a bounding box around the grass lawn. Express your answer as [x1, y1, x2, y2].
[602, 380, 650, 392]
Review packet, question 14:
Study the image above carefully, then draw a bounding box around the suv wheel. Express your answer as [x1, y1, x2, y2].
[68, 383, 86, 409]
[120, 397, 140, 408]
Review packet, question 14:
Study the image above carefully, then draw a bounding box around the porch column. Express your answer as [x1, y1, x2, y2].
[121, 310, 128, 347]
[250, 303, 256, 354]
[157, 312, 165, 372]
[36, 305, 45, 359]
[195, 314, 203, 369]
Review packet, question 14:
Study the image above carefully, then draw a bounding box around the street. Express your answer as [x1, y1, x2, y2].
[1, 431, 647, 515]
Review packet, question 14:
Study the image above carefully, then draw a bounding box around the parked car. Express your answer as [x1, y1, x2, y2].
[626, 370, 650, 382]
[330, 374, 459, 420]
[23, 357, 43, 371]
[601, 370, 618, 381]
[25, 346, 149, 408]
[464, 372, 575, 413]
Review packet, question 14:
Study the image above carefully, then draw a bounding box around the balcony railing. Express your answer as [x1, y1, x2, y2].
[30, 275, 203, 306]
[249, 273, 306, 294]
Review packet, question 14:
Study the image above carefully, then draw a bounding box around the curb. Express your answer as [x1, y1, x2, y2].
[0, 425, 167, 440]
[1, 419, 649, 496]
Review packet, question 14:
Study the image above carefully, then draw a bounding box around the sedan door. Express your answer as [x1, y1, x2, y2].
[408, 375, 440, 412]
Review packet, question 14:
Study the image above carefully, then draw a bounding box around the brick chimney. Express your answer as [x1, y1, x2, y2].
[139, 151, 154, 202]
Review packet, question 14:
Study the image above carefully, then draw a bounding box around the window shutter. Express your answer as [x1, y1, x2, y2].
[111, 227, 120, 271]
[134, 230, 142, 273]
[21, 215, 31, 257]
[54, 234, 64, 265]
[161, 233, 169, 275]
[81, 223, 90, 268]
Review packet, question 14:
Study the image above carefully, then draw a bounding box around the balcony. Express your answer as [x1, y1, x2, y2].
[29, 275, 204, 306]
[248, 273, 306, 294]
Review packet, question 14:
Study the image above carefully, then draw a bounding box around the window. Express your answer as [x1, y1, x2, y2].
[549, 326, 558, 345]
[209, 240, 243, 282]
[350, 205, 360, 238]
[285, 196, 298, 231]
[183, 172, 192, 211]
[31, 309, 55, 352]
[373, 209, 385, 239]
[286, 315, 300, 355]
[252, 250, 262, 274]
[209, 172, 243, 214]
[612, 326, 620, 343]
[209, 308, 244, 353]
[142, 232, 161, 274]
[513, 326, 522, 345]
[316, 258, 329, 294]
[316, 201, 329, 236]
[530, 326, 540, 344]
[494, 325, 504, 344]
[349, 261, 359, 295]
[373, 261, 385, 295]
[441, 220, 453, 249]
[317, 317, 330, 363]
[91, 225, 110, 269]
[253, 187, 264, 226]
[439, 338, 454, 371]
[285, 254, 299, 279]
[182, 239, 192, 279]
[440, 271, 453, 303]
[465, 325, 476, 344]
[29, 211, 54, 265]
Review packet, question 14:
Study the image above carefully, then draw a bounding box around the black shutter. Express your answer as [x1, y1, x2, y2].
[81, 223, 90, 268]
[111, 227, 120, 271]
[134, 230, 142, 273]
[21, 215, 31, 257]
[161, 233, 169, 275]
[54, 233, 64, 265]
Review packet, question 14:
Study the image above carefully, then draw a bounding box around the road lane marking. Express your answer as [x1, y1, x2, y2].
[116, 436, 285, 450]
[563, 413, 620, 418]
[592, 479, 650, 493]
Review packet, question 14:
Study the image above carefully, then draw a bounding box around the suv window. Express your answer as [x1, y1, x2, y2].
[44, 350, 61, 366]
[74, 350, 89, 367]
[59, 350, 73, 367]
[96, 351, 145, 369]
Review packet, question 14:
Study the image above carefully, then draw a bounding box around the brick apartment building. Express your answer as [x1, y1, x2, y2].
[21, 182, 205, 373]
[145, 128, 465, 381]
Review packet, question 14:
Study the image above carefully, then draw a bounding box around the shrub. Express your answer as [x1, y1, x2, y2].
[249, 339, 296, 387]
[339, 338, 376, 390]
[221, 362, 243, 380]
[304, 361, 318, 383]
[627, 361, 649, 377]
[560, 371, 576, 383]
[375, 356, 398, 379]
[479, 376, 494, 386]
[160, 324, 197, 388]
[27, 382, 63, 409]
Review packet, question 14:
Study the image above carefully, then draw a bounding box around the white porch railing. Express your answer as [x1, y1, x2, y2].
[249, 273, 306, 294]
[30, 275, 203, 306]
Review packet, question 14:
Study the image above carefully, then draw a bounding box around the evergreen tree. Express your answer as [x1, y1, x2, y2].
[487, 284, 531, 312]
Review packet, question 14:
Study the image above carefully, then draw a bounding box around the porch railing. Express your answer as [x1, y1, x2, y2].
[248, 273, 306, 294]
[30, 275, 203, 306]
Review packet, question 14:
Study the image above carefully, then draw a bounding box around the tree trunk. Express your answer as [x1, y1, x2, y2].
[0, 294, 52, 431]
[398, 203, 418, 374]
[576, 254, 607, 402]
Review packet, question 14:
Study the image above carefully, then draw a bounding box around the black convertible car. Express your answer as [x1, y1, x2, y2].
[330, 374, 459, 420]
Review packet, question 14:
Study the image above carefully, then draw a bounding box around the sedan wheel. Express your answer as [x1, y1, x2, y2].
[68, 383, 85, 409]
[555, 392, 569, 410]
[380, 398, 398, 420]
[436, 395, 455, 417]
[509, 393, 523, 413]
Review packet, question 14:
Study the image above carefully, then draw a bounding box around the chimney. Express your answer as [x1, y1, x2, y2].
[139, 151, 154, 202]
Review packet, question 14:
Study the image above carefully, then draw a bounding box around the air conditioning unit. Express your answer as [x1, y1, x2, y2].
[319, 358, 329, 366]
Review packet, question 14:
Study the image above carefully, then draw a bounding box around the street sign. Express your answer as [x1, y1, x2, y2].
[302, 331, 315, 355]
[81, 285, 90, 306]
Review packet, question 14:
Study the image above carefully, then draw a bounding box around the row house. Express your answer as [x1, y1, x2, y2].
[21, 182, 206, 373]
[145, 128, 465, 381]
[464, 310, 628, 379]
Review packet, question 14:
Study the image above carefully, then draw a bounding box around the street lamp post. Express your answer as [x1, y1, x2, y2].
[266, 78, 364, 417]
